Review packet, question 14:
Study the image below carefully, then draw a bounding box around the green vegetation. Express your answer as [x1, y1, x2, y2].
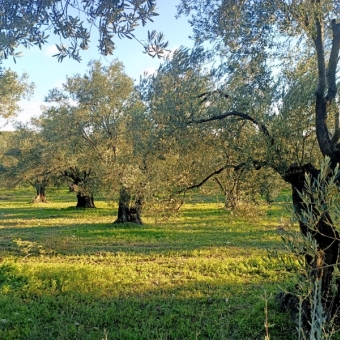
[0, 1, 165, 62]
[0, 188, 299, 340]
[2, 1, 340, 336]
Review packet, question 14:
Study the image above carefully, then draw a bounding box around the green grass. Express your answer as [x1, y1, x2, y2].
[0, 187, 300, 339]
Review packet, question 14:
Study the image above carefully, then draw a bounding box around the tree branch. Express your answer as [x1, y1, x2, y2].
[177, 164, 229, 194]
[187, 111, 291, 175]
[188, 111, 275, 146]
[81, 128, 105, 161]
[326, 20, 340, 103]
[313, 19, 327, 97]
[213, 177, 226, 195]
[198, 89, 229, 104]
[177, 159, 266, 195]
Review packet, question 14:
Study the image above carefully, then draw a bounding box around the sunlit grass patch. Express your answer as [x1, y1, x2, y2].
[0, 188, 301, 339]
[0, 257, 296, 339]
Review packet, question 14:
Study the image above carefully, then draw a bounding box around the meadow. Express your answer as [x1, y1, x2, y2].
[0, 187, 302, 339]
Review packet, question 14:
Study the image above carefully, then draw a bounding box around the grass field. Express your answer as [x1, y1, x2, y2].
[0, 188, 301, 339]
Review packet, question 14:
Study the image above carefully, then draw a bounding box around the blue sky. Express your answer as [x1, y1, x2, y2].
[1, 1, 194, 128]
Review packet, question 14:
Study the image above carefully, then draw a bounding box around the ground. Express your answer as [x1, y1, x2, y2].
[0, 188, 305, 339]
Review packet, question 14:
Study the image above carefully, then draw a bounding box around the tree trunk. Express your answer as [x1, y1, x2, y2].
[225, 189, 239, 210]
[114, 187, 143, 224]
[214, 176, 240, 210]
[283, 163, 340, 325]
[68, 182, 76, 192]
[32, 183, 47, 203]
[76, 193, 95, 208]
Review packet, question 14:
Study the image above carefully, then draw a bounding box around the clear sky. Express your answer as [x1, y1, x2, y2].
[1, 1, 194, 129]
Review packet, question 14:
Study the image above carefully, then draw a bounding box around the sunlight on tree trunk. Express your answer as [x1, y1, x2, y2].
[114, 187, 143, 225]
[32, 182, 47, 203]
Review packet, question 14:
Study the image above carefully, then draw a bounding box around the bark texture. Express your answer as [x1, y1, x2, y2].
[76, 193, 95, 208]
[283, 164, 340, 324]
[32, 182, 47, 203]
[114, 187, 143, 224]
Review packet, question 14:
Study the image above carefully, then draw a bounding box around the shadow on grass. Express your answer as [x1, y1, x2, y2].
[0, 193, 285, 258]
[0, 217, 283, 257]
[0, 205, 114, 220]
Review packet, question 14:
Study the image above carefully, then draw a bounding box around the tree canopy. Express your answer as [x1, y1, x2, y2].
[38, 60, 145, 211]
[0, 68, 33, 119]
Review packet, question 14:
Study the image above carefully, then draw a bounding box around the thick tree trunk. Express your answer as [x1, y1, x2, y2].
[61, 168, 95, 207]
[283, 164, 340, 325]
[114, 187, 143, 224]
[32, 183, 47, 203]
[76, 193, 95, 208]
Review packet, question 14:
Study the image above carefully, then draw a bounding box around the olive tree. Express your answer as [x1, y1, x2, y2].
[36, 98, 103, 208]
[141, 46, 283, 212]
[0, 126, 55, 202]
[177, 0, 340, 326]
[43, 60, 147, 219]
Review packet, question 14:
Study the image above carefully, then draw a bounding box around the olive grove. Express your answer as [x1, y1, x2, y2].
[2, 0, 340, 332]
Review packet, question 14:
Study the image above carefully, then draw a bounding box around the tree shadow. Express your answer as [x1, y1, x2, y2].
[0, 218, 283, 257]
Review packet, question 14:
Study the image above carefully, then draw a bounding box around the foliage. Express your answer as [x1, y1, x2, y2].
[175, 0, 340, 174]
[139, 47, 233, 197]
[0, 68, 33, 119]
[0, 0, 167, 61]
[139, 45, 289, 209]
[212, 158, 284, 211]
[0, 127, 55, 192]
[54, 61, 136, 177]
[272, 159, 340, 339]
[177, 0, 340, 61]
[34, 60, 148, 211]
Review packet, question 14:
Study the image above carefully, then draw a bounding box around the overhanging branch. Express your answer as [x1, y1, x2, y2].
[176, 159, 267, 195]
[188, 110, 275, 146]
[188, 110, 293, 177]
[177, 164, 229, 194]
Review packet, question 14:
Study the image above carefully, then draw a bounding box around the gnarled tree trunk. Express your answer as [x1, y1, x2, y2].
[32, 182, 47, 203]
[76, 193, 95, 208]
[61, 167, 95, 208]
[214, 176, 240, 210]
[114, 187, 143, 224]
[283, 163, 340, 325]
